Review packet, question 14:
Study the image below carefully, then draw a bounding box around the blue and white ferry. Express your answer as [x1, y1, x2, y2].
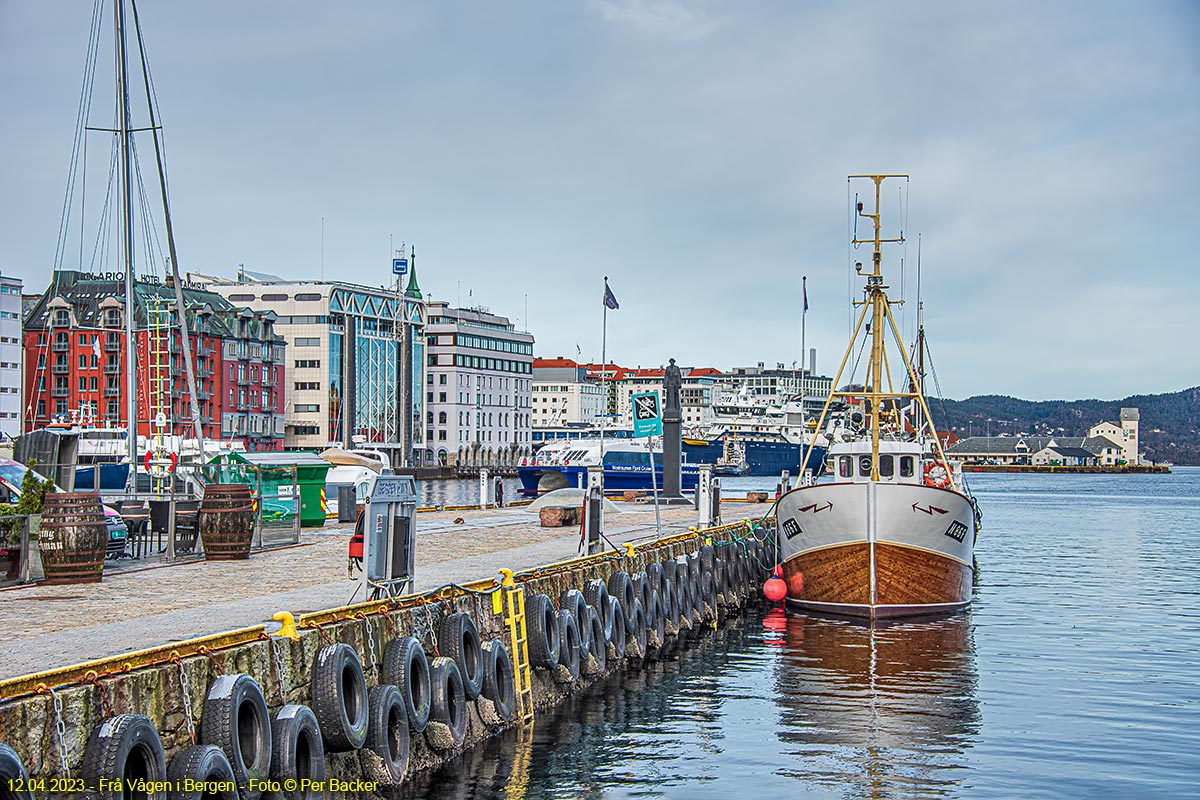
[517, 437, 701, 495]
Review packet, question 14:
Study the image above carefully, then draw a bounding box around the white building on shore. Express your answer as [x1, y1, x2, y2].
[0, 272, 22, 442]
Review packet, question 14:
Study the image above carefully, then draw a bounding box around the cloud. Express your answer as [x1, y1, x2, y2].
[586, 0, 724, 40]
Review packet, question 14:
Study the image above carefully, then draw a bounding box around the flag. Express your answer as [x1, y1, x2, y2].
[91, 337, 100, 359]
[803, 276, 809, 312]
[603, 282, 619, 310]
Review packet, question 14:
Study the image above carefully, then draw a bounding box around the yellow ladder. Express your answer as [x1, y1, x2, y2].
[497, 569, 534, 724]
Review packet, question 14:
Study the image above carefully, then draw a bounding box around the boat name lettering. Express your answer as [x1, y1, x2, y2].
[943, 520, 968, 542]
[782, 517, 804, 539]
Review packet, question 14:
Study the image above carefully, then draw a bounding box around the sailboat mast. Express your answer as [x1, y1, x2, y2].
[115, 0, 138, 483]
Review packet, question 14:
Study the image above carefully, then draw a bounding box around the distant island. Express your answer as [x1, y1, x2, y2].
[928, 386, 1200, 466]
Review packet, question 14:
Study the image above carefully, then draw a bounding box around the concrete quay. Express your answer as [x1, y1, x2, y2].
[0, 500, 772, 681]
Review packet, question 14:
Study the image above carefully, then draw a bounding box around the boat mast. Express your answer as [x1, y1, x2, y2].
[115, 0, 138, 487]
[852, 174, 907, 480]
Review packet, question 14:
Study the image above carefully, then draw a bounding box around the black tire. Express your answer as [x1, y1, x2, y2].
[607, 597, 627, 659]
[362, 685, 410, 788]
[699, 543, 716, 573]
[627, 597, 649, 657]
[556, 609, 581, 680]
[168, 745, 238, 800]
[381, 636, 431, 734]
[200, 674, 271, 799]
[427, 657, 467, 750]
[647, 588, 666, 651]
[560, 588, 591, 655]
[586, 607, 608, 674]
[688, 554, 704, 621]
[0, 743, 33, 800]
[481, 640, 516, 723]
[607, 572, 635, 631]
[633, 573, 654, 632]
[437, 612, 484, 701]
[661, 572, 679, 628]
[582, 578, 610, 630]
[702, 569, 717, 618]
[310, 643, 369, 752]
[269, 704, 325, 800]
[646, 562, 662, 594]
[526, 593, 561, 669]
[82, 714, 168, 800]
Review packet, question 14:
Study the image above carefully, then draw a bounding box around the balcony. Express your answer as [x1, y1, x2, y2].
[104, 386, 121, 397]
[170, 341, 182, 355]
[104, 339, 121, 353]
[104, 363, 121, 374]
[171, 387, 183, 399]
[262, 348, 277, 363]
[197, 364, 213, 378]
[235, 375, 252, 386]
[51, 340, 70, 353]
[50, 387, 69, 398]
[51, 363, 70, 374]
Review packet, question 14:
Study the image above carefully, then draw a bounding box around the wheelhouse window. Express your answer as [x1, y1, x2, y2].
[839, 456, 853, 478]
[879, 455, 894, 477]
[899, 456, 915, 477]
[858, 456, 873, 477]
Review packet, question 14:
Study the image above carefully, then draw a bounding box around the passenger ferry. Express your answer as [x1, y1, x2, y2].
[517, 438, 701, 495]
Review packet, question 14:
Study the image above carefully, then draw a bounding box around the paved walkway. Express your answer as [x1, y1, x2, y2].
[0, 502, 770, 679]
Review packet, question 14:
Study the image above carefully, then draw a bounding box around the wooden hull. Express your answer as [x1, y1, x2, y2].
[777, 481, 975, 619]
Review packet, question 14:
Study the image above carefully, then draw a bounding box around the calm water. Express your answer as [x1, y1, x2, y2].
[417, 475, 786, 506]
[402, 468, 1200, 798]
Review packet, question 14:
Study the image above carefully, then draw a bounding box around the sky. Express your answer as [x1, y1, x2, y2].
[2, 1, 1198, 401]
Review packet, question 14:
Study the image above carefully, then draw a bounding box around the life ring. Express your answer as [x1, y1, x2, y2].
[201, 674, 271, 798]
[168, 745, 238, 800]
[361, 685, 409, 786]
[382, 636, 430, 733]
[606, 596, 627, 659]
[525, 593, 561, 669]
[437, 612, 484, 700]
[426, 657, 466, 750]
[583, 608, 608, 675]
[82, 714, 168, 800]
[0, 743, 34, 800]
[310, 644, 368, 752]
[481, 639, 516, 723]
[143, 450, 178, 475]
[556, 609, 582, 681]
[582, 579, 611, 640]
[924, 461, 952, 489]
[607, 572, 636, 633]
[268, 704, 325, 794]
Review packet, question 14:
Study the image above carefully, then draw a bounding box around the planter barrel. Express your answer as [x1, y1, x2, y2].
[38, 493, 107, 585]
[198, 484, 255, 561]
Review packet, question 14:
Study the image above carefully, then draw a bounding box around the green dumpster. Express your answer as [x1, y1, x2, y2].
[204, 451, 332, 528]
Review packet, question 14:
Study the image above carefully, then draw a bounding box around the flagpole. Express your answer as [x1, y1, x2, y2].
[800, 275, 807, 408]
[600, 276, 608, 458]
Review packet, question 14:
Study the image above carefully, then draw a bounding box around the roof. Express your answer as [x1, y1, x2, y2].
[689, 367, 722, 377]
[209, 451, 330, 467]
[1042, 446, 1096, 459]
[534, 357, 580, 369]
[948, 435, 1124, 457]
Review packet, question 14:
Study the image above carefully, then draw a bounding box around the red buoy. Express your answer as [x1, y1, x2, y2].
[763, 577, 787, 602]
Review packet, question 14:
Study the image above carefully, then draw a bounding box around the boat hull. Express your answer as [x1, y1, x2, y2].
[776, 481, 974, 619]
[684, 437, 826, 477]
[517, 464, 701, 495]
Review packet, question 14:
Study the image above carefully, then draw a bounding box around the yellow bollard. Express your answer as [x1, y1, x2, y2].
[498, 568, 516, 588]
[271, 611, 300, 641]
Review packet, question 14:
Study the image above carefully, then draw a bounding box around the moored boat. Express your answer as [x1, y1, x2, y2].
[517, 437, 701, 495]
[776, 174, 981, 620]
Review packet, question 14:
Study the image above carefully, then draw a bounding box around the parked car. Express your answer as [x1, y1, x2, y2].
[0, 458, 129, 559]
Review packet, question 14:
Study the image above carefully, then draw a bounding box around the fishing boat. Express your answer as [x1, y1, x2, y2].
[517, 437, 701, 495]
[776, 174, 981, 619]
[712, 433, 750, 476]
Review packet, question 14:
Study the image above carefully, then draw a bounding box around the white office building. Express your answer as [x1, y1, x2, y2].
[425, 301, 534, 467]
[0, 272, 22, 441]
[532, 358, 604, 428]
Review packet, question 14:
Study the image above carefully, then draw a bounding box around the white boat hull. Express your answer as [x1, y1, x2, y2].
[776, 481, 975, 619]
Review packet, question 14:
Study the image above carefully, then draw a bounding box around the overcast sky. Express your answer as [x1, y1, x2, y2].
[2, 1, 1197, 401]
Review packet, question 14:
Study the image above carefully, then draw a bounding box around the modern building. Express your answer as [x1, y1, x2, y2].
[23, 270, 286, 450]
[0, 272, 23, 441]
[198, 269, 427, 462]
[424, 301, 534, 467]
[532, 357, 604, 428]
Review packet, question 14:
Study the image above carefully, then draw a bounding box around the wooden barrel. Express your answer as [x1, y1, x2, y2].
[38, 492, 107, 585]
[198, 484, 255, 561]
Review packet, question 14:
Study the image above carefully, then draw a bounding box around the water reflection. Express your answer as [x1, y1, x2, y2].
[400, 610, 978, 799]
[769, 610, 980, 797]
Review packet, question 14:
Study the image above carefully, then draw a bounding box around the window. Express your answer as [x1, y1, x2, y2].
[262, 293, 289, 301]
[294, 359, 320, 369]
[294, 381, 320, 391]
[295, 337, 320, 347]
[438, 392, 446, 403]
[879, 455, 894, 477]
[294, 293, 322, 301]
[228, 293, 255, 302]
[858, 456, 873, 477]
[295, 403, 320, 413]
[899, 456, 915, 478]
[438, 412, 447, 424]
[439, 374, 447, 385]
[292, 425, 320, 436]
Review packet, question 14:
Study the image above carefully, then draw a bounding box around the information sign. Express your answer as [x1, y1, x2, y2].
[632, 392, 663, 438]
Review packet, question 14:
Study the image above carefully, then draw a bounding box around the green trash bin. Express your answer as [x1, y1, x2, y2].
[204, 452, 331, 528]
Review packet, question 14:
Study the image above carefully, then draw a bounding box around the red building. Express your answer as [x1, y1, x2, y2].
[23, 271, 285, 451]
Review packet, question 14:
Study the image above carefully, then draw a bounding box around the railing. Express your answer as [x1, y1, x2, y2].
[50, 387, 69, 397]
[104, 386, 121, 397]
[50, 363, 70, 374]
[51, 340, 69, 352]
[104, 363, 121, 374]
[104, 339, 121, 352]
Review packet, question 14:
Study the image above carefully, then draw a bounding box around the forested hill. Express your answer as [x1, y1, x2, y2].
[926, 386, 1200, 465]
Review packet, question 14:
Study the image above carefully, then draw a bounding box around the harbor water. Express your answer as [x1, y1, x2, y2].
[403, 468, 1200, 798]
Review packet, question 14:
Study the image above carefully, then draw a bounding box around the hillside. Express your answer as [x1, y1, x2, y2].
[926, 386, 1200, 466]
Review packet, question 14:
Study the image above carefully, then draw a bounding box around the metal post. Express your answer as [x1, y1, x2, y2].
[292, 465, 300, 543]
[479, 468, 489, 508]
[585, 465, 604, 555]
[647, 439, 661, 538]
[253, 470, 263, 550]
[167, 496, 176, 562]
[698, 465, 712, 528]
[19, 516, 31, 584]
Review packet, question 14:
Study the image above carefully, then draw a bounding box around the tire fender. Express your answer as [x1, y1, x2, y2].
[269, 704, 325, 799]
[361, 685, 410, 787]
[525, 594, 561, 669]
[437, 612, 484, 700]
[82, 714, 168, 800]
[382, 636, 431, 734]
[426, 657, 467, 750]
[168, 745, 238, 800]
[310, 643, 369, 751]
[0, 743, 34, 800]
[201, 675, 271, 798]
[481, 640, 516, 723]
[556, 609, 582, 681]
